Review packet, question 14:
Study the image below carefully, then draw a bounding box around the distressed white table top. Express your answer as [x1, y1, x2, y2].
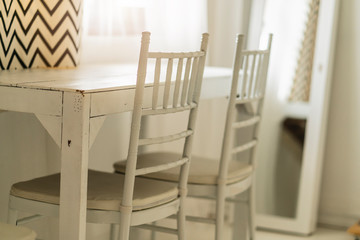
[0, 64, 232, 93]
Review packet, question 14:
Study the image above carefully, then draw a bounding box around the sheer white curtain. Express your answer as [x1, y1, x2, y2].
[207, 0, 252, 67]
[83, 0, 147, 36]
[81, 0, 208, 64]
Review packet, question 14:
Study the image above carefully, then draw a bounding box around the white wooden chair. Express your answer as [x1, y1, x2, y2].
[7, 31, 209, 240]
[0, 222, 36, 240]
[114, 34, 272, 240]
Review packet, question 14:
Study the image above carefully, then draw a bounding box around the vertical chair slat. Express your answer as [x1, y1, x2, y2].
[254, 53, 264, 97]
[173, 58, 183, 107]
[187, 57, 199, 104]
[261, 52, 270, 95]
[241, 54, 249, 99]
[262, 54, 269, 95]
[163, 58, 173, 109]
[248, 54, 257, 98]
[152, 58, 161, 109]
[181, 58, 192, 107]
[259, 35, 273, 97]
[261, 53, 268, 96]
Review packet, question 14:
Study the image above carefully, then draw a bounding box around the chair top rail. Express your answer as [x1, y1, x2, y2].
[148, 51, 205, 59]
[135, 157, 189, 176]
[138, 130, 193, 146]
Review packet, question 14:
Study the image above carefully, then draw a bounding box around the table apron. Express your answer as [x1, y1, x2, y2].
[0, 86, 63, 116]
[90, 85, 175, 117]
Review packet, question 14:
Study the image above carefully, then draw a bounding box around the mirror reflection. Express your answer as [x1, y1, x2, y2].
[256, 0, 318, 218]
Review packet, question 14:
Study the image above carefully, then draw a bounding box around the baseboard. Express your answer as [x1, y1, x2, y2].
[318, 212, 359, 228]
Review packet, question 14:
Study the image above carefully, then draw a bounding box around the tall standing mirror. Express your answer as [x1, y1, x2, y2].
[249, 0, 340, 235]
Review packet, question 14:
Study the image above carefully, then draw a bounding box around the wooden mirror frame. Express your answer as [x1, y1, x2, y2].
[249, 0, 340, 235]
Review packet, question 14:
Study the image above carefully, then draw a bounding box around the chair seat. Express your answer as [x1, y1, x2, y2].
[10, 170, 178, 211]
[0, 222, 36, 240]
[114, 152, 253, 185]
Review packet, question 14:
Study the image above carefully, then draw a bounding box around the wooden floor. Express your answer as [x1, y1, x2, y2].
[152, 223, 353, 240]
[257, 228, 353, 240]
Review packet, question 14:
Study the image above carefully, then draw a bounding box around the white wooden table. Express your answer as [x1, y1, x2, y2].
[0, 64, 232, 240]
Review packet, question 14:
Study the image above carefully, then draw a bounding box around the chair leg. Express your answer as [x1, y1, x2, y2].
[118, 214, 131, 240]
[7, 208, 18, 225]
[216, 189, 226, 240]
[248, 186, 256, 240]
[150, 222, 157, 240]
[110, 224, 119, 240]
[177, 203, 186, 240]
[232, 195, 247, 240]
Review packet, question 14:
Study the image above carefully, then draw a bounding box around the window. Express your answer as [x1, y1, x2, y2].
[81, 0, 208, 64]
[83, 0, 147, 37]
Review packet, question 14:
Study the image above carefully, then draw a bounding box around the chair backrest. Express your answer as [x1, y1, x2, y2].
[218, 34, 273, 182]
[121, 32, 209, 210]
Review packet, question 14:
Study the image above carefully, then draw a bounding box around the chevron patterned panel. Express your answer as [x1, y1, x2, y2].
[0, 0, 82, 70]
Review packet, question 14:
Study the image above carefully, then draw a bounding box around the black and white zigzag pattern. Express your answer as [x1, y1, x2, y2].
[0, 0, 82, 70]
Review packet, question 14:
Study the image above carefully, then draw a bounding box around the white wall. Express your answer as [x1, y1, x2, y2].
[318, 0, 360, 227]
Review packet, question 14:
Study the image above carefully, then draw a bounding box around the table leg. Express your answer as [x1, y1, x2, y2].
[59, 92, 90, 240]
